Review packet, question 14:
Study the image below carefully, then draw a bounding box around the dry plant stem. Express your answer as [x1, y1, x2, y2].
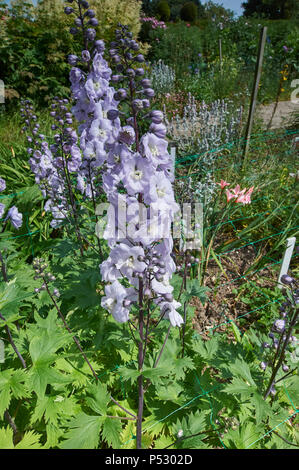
[264, 305, 298, 400]
[44, 280, 136, 419]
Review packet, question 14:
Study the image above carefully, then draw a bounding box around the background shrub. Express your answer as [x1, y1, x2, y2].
[180, 1, 198, 22]
[156, 1, 171, 21]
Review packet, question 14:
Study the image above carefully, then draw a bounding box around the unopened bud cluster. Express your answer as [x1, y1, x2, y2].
[260, 272, 298, 392]
[33, 258, 60, 298]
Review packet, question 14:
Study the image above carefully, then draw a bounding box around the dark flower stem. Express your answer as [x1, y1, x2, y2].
[264, 304, 298, 400]
[0, 313, 27, 369]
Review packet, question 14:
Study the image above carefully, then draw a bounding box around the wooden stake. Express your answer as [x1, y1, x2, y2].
[278, 237, 296, 288]
[242, 27, 267, 163]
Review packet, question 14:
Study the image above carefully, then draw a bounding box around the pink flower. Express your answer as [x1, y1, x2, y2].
[186, 23, 190, 27]
[225, 189, 237, 202]
[236, 186, 254, 204]
[217, 179, 230, 189]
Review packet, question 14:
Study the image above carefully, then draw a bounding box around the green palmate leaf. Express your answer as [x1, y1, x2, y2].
[251, 392, 272, 425]
[0, 278, 23, 315]
[0, 369, 29, 418]
[223, 421, 263, 449]
[14, 431, 43, 449]
[155, 381, 184, 403]
[224, 377, 255, 396]
[85, 383, 110, 416]
[181, 280, 211, 305]
[59, 413, 105, 449]
[0, 427, 14, 449]
[230, 320, 242, 343]
[229, 358, 255, 386]
[31, 395, 80, 427]
[101, 417, 122, 448]
[154, 433, 173, 449]
[142, 366, 170, 380]
[0, 427, 43, 449]
[192, 335, 219, 360]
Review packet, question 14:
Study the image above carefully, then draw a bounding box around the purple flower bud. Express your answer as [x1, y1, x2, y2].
[144, 288, 151, 298]
[135, 68, 144, 76]
[135, 54, 144, 63]
[86, 28, 96, 41]
[111, 75, 122, 83]
[0, 178, 6, 192]
[80, 0, 89, 8]
[262, 342, 270, 349]
[64, 6, 74, 14]
[85, 9, 95, 18]
[260, 362, 267, 370]
[273, 319, 285, 333]
[149, 123, 167, 138]
[130, 40, 139, 51]
[150, 110, 164, 124]
[113, 55, 121, 63]
[141, 78, 152, 88]
[114, 88, 127, 101]
[94, 40, 105, 52]
[89, 18, 99, 27]
[123, 299, 131, 308]
[68, 54, 78, 65]
[143, 88, 155, 98]
[74, 18, 83, 27]
[142, 99, 150, 108]
[107, 109, 119, 120]
[280, 274, 294, 285]
[132, 99, 143, 110]
[82, 50, 91, 62]
[70, 27, 78, 35]
[282, 364, 289, 372]
[127, 68, 135, 77]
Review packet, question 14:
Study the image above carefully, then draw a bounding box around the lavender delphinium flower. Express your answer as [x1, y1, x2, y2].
[0, 177, 6, 192]
[5, 205, 23, 229]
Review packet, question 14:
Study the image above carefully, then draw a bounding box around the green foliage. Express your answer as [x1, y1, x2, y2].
[156, 1, 171, 21]
[180, 2, 198, 22]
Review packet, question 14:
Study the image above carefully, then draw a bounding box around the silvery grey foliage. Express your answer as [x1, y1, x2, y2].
[165, 93, 243, 162]
[175, 173, 217, 207]
[150, 59, 176, 95]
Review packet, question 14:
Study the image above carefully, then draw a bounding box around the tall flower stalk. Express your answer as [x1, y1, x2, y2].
[96, 24, 183, 448]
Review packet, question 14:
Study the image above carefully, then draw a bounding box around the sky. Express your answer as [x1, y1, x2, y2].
[201, 0, 244, 17]
[4, 1, 245, 18]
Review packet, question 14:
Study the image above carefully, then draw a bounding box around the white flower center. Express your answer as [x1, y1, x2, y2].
[149, 145, 159, 157]
[157, 187, 166, 198]
[132, 170, 143, 180]
[98, 129, 106, 138]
